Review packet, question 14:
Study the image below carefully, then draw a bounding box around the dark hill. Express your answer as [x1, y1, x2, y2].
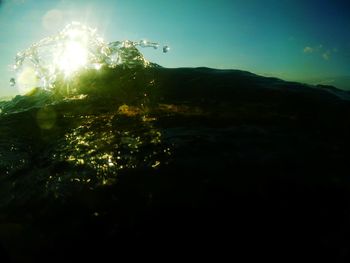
[1, 67, 350, 262]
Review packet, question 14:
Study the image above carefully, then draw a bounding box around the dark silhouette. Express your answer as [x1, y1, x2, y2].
[1, 67, 350, 262]
[0, 243, 11, 263]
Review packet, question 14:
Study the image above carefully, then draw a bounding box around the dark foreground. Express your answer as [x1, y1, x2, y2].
[1, 67, 350, 262]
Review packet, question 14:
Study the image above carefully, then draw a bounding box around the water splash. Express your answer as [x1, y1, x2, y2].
[12, 21, 168, 91]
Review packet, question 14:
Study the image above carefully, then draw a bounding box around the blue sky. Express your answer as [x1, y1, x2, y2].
[0, 0, 349, 95]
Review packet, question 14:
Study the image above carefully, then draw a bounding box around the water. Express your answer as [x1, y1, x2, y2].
[12, 21, 168, 91]
[0, 70, 172, 194]
[1, 17, 350, 263]
[2, 58, 350, 262]
[1, 22, 172, 196]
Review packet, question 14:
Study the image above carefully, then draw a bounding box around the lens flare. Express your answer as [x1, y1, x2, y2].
[17, 66, 39, 94]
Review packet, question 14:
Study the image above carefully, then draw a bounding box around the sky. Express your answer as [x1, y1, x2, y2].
[0, 0, 350, 96]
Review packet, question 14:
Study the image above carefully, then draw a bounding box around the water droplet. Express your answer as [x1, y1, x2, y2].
[9, 78, 15, 87]
[163, 45, 170, 53]
[152, 160, 161, 168]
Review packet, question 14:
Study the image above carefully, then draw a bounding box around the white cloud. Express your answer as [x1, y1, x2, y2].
[303, 46, 314, 53]
[303, 44, 335, 61]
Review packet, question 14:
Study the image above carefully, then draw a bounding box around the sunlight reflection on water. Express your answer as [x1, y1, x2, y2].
[45, 105, 172, 193]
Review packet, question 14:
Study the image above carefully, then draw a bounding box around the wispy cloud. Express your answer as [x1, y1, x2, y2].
[303, 46, 314, 53]
[303, 44, 336, 61]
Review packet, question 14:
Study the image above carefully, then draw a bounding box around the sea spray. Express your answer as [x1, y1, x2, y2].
[12, 21, 168, 92]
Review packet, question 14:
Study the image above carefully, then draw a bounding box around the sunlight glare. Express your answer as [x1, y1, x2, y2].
[54, 29, 89, 77]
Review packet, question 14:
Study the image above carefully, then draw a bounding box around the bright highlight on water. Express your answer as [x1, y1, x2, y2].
[11, 21, 169, 93]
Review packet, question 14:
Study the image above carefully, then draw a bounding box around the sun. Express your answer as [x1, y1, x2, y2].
[54, 30, 89, 77]
[55, 41, 88, 77]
